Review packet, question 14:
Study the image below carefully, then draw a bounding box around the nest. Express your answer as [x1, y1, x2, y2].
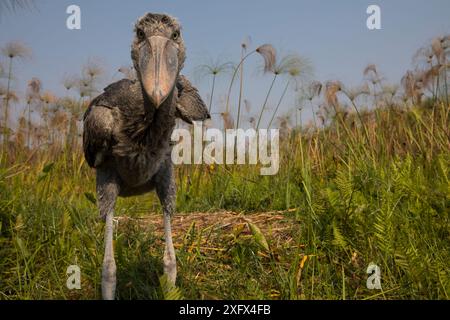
[115, 209, 299, 252]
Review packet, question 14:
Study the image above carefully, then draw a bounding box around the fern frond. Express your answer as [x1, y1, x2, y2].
[332, 220, 348, 249]
[373, 208, 394, 254]
[335, 167, 353, 203]
[159, 274, 183, 300]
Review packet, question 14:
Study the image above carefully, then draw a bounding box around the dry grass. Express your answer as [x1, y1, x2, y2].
[116, 209, 298, 252]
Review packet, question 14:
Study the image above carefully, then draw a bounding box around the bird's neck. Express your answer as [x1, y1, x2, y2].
[139, 85, 177, 144]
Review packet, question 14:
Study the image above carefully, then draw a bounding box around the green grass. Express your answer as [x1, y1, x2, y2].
[0, 102, 449, 300]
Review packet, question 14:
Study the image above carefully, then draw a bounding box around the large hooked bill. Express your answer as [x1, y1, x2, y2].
[139, 35, 178, 107]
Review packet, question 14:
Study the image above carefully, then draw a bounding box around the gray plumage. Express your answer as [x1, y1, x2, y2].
[83, 76, 209, 183]
[82, 13, 209, 299]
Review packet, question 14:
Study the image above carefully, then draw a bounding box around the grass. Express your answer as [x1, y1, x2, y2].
[0, 100, 448, 300]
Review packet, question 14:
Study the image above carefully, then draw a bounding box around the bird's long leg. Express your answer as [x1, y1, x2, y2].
[96, 169, 120, 300]
[155, 161, 177, 285]
[102, 209, 117, 300]
[163, 206, 176, 284]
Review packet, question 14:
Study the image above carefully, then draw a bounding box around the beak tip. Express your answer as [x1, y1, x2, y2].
[152, 91, 164, 108]
[149, 90, 168, 108]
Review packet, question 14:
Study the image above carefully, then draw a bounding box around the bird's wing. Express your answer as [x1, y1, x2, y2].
[83, 105, 116, 168]
[175, 75, 211, 124]
[83, 79, 144, 168]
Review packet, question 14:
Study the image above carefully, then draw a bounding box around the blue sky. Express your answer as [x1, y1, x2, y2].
[1, 0, 449, 125]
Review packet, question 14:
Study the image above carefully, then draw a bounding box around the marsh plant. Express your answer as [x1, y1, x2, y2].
[1, 41, 31, 141]
[224, 43, 276, 121]
[194, 55, 234, 113]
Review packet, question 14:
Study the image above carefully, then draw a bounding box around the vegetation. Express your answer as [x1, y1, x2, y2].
[0, 35, 449, 300]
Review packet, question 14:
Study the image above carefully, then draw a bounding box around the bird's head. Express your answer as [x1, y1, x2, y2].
[131, 13, 186, 108]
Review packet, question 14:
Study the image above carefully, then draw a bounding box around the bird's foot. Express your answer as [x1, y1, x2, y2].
[102, 258, 117, 300]
[163, 255, 177, 286]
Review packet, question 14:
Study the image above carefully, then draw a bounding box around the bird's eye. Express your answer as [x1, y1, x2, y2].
[137, 29, 145, 41]
[171, 31, 180, 41]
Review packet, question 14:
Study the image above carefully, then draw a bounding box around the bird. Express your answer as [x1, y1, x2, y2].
[82, 13, 210, 300]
